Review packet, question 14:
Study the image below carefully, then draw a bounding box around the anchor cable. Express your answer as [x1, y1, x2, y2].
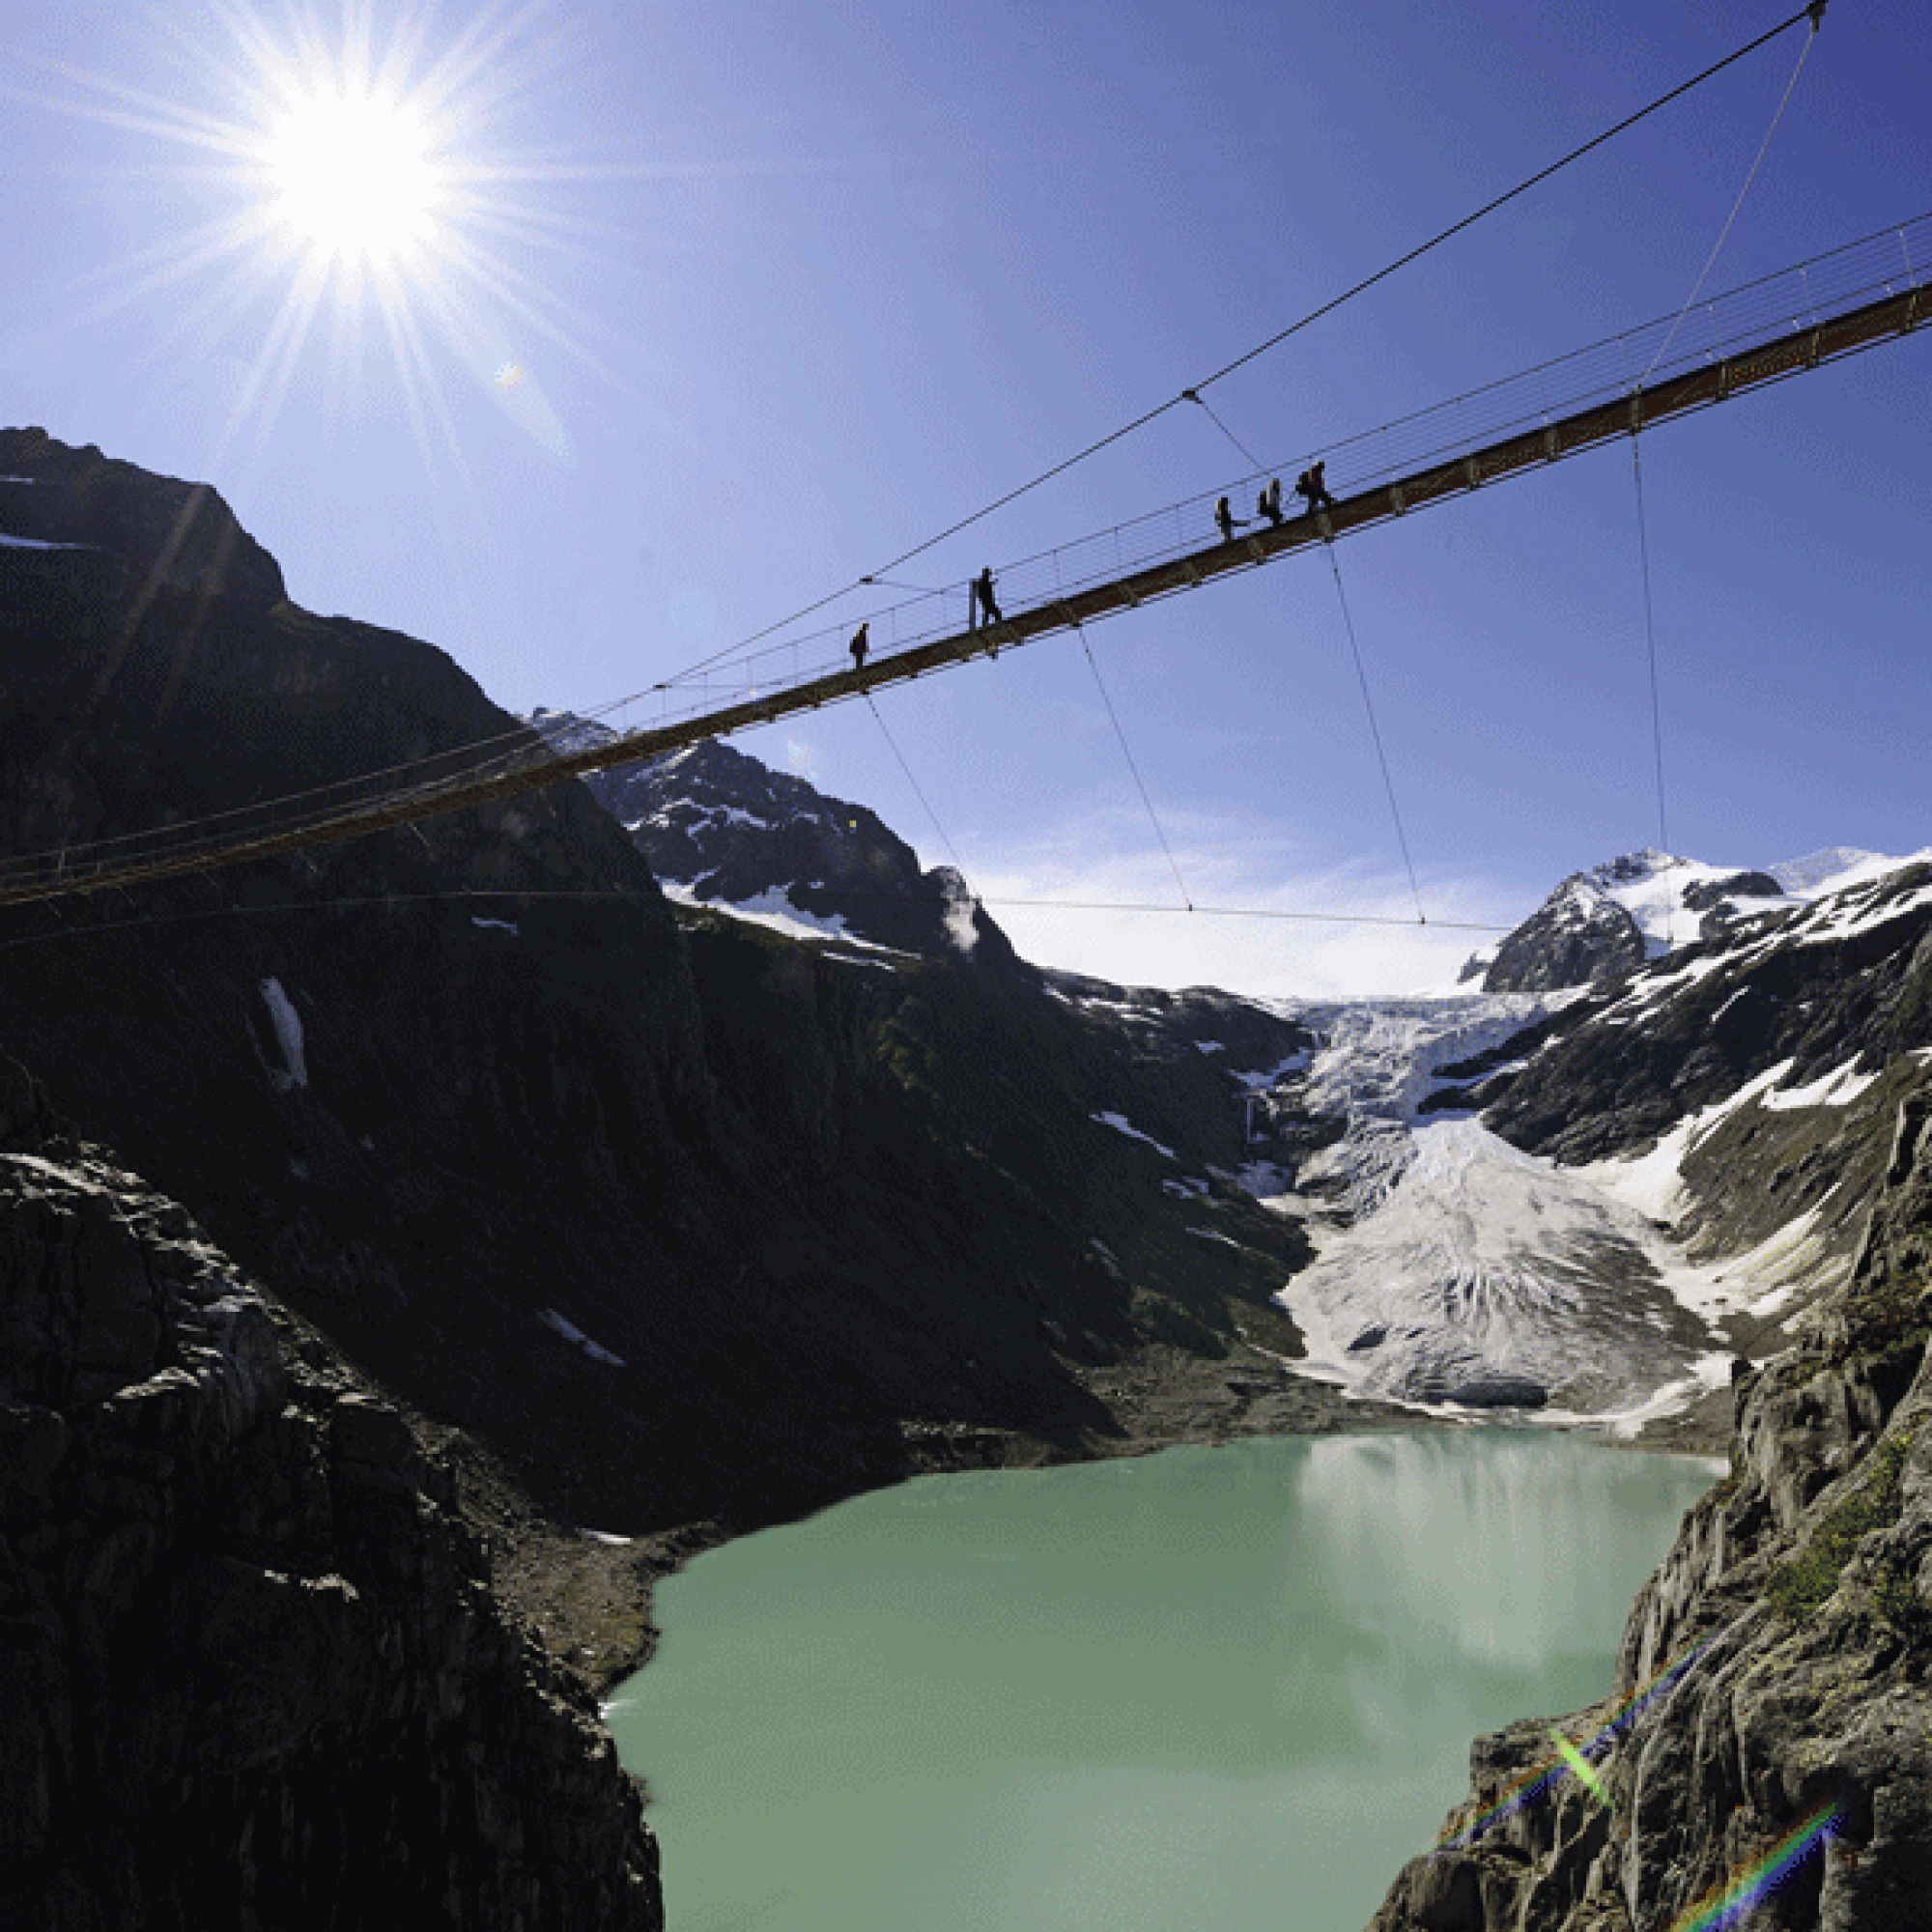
[864, 692, 976, 896]
[1080, 629, 1193, 911]
[1327, 548, 1426, 923]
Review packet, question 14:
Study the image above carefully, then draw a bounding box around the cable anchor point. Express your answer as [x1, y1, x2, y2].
[1806, 1, 1826, 32]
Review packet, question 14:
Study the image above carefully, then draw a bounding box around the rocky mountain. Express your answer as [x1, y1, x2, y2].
[1464, 848, 1905, 994]
[528, 708, 1022, 970]
[1356, 858, 1932, 1926]
[11, 428, 1932, 1929]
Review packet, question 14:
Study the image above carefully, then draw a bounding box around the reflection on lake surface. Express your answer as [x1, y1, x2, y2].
[607, 1429, 1720, 1932]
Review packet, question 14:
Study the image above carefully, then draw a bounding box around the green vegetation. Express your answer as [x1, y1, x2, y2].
[1840, 1267, 1932, 1358]
[1766, 1420, 1920, 1622]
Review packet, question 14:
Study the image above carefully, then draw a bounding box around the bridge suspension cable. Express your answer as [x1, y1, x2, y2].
[647, 3, 1830, 693]
[668, 213, 1932, 702]
[1080, 629, 1192, 912]
[1324, 550, 1424, 925]
[2, 216, 1924, 912]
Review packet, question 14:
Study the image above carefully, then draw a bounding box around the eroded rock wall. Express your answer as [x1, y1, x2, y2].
[0, 1056, 662, 1930]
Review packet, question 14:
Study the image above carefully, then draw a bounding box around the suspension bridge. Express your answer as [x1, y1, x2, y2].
[2, 214, 1925, 913]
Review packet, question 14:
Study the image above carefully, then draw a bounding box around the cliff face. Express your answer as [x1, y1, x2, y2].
[0, 1054, 662, 1931]
[1365, 1092, 1932, 1931]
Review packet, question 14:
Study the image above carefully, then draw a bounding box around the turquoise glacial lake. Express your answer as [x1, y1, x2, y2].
[607, 1429, 1721, 1931]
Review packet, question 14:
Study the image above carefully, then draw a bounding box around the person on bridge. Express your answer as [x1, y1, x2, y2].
[1214, 495, 1248, 544]
[972, 567, 1002, 630]
[1258, 477, 1285, 526]
[849, 622, 869, 670]
[1294, 462, 1336, 515]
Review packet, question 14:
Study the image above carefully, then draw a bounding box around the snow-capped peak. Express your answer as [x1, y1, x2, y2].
[1474, 844, 1927, 995]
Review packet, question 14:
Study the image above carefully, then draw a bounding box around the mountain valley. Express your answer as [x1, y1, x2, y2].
[5, 432, 1931, 1929]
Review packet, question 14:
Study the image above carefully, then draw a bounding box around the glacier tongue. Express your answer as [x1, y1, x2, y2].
[1262, 996, 1725, 1421]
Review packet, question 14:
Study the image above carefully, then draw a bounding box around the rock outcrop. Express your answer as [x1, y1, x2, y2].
[532, 717, 1024, 970]
[1483, 874, 1647, 994]
[1364, 1091, 1932, 1932]
[0, 427, 286, 613]
[0, 1054, 663, 1929]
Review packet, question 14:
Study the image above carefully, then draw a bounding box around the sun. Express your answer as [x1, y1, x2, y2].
[8, 1, 600, 465]
[261, 83, 443, 271]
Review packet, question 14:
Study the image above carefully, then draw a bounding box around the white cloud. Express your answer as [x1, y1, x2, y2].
[951, 805, 1519, 1000]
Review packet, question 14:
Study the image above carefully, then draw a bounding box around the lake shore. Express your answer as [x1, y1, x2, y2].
[457, 1328, 1730, 1700]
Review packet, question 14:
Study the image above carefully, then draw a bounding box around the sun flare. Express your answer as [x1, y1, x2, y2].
[11, 2, 596, 466]
[261, 86, 442, 270]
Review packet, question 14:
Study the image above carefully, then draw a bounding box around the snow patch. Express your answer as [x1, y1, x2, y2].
[662, 880, 884, 950]
[1762, 1060, 1881, 1112]
[1771, 847, 1920, 897]
[1793, 873, 1932, 948]
[1229, 1047, 1312, 1090]
[0, 530, 84, 551]
[258, 978, 308, 1092]
[1091, 1112, 1175, 1158]
[1574, 1062, 1795, 1226]
[539, 1309, 626, 1367]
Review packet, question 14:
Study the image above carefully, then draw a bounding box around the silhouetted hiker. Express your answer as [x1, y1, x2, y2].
[1259, 477, 1285, 526]
[1295, 462, 1336, 515]
[972, 567, 1002, 630]
[1214, 495, 1247, 544]
[849, 622, 868, 669]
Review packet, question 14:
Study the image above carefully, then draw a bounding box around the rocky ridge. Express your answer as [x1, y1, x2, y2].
[1471, 850, 1822, 995]
[1, 428, 1435, 1928]
[529, 711, 1022, 969]
[0, 1053, 662, 1931]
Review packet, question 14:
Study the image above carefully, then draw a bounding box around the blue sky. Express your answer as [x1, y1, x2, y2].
[4, 0, 1927, 996]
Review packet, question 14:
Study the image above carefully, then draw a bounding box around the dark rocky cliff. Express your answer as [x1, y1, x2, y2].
[0, 1054, 662, 1930]
[1363, 865, 1932, 1930]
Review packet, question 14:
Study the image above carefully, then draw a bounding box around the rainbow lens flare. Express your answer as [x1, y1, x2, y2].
[1665, 1804, 1840, 1931]
[1548, 1727, 1612, 1810]
[1434, 1636, 1711, 1853]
